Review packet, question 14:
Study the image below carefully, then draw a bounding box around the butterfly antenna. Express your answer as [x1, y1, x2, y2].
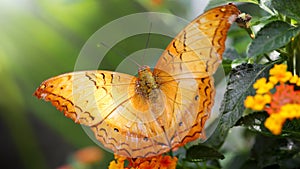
[142, 22, 153, 66]
[99, 42, 142, 68]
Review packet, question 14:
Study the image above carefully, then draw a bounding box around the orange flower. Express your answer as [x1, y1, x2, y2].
[244, 64, 300, 135]
[152, 0, 163, 5]
[109, 155, 177, 169]
[139, 161, 155, 169]
[159, 156, 177, 169]
[265, 83, 300, 114]
[57, 165, 74, 169]
[74, 146, 103, 164]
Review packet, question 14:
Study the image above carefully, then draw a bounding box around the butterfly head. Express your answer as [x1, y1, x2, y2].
[138, 65, 151, 72]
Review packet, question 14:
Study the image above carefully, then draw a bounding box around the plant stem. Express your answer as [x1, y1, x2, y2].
[287, 32, 300, 75]
[294, 34, 300, 76]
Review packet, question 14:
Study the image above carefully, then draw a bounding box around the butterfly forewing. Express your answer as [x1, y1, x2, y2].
[35, 71, 136, 126]
[153, 3, 240, 79]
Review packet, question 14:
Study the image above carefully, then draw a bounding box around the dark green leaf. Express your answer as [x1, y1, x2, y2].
[251, 135, 300, 168]
[263, 0, 300, 21]
[186, 144, 224, 161]
[237, 112, 300, 138]
[224, 151, 251, 169]
[248, 21, 300, 57]
[281, 119, 300, 138]
[249, 15, 279, 27]
[206, 63, 275, 148]
[235, 112, 269, 132]
[205, 0, 258, 10]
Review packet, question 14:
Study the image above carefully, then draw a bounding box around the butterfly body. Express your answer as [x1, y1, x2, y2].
[136, 66, 158, 98]
[34, 4, 240, 158]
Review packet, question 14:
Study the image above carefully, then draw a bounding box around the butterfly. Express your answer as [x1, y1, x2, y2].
[34, 3, 240, 158]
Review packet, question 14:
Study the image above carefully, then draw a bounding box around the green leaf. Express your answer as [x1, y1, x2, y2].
[205, 63, 275, 148]
[222, 59, 233, 75]
[237, 112, 300, 138]
[247, 21, 300, 57]
[251, 135, 300, 168]
[236, 112, 270, 133]
[186, 144, 224, 161]
[223, 48, 241, 60]
[264, 0, 300, 21]
[205, 0, 258, 10]
[224, 151, 251, 169]
[281, 119, 300, 138]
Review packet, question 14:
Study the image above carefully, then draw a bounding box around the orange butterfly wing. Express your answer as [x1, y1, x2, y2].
[177, 77, 215, 146]
[34, 4, 240, 158]
[35, 70, 200, 158]
[152, 3, 240, 145]
[154, 3, 240, 78]
[34, 71, 136, 126]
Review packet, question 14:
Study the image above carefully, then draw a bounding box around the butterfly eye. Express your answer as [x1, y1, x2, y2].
[143, 137, 149, 141]
[194, 95, 199, 101]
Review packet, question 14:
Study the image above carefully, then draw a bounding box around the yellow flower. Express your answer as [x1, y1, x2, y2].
[253, 77, 274, 94]
[244, 96, 254, 108]
[264, 104, 300, 135]
[289, 74, 298, 84]
[244, 94, 271, 110]
[297, 79, 300, 86]
[269, 76, 278, 84]
[108, 155, 126, 169]
[244, 64, 300, 135]
[270, 64, 287, 74]
[108, 160, 124, 169]
[279, 104, 300, 119]
[264, 113, 286, 135]
[269, 64, 292, 83]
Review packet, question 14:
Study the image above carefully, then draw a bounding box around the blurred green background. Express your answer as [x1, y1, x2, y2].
[0, 0, 194, 168]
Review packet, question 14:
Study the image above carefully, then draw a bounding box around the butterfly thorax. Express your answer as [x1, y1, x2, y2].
[136, 66, 158, 98]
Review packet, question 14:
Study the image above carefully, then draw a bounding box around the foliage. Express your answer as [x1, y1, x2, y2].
[182, 0, 300, 169]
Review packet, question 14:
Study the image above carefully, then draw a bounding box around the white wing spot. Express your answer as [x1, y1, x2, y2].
[40, 93, 47, 99]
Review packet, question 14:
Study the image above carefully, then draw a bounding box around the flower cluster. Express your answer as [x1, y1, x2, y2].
[108, 155, 177, 169]
[57, 146, 103, 169]
[244, 64, 300, 135]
